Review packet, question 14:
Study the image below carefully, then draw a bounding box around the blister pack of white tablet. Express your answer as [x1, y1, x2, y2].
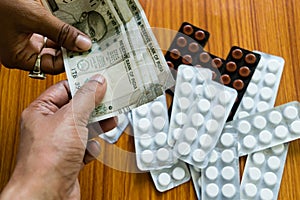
[132, 94, 175, 171]
[240, 144, 289, 200]
[150, 160, 191, 192]
[201, 125, 240, 200]
[189, 165, 202, 200]
[234, 51, 285, 120]
[234, 101, 300, 156]
[171, 65, 237, 168]
[99, 113, 129, 143]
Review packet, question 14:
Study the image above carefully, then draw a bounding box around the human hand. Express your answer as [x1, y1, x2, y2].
[0, 74, 115, 200]
[0, 0, 92, 74]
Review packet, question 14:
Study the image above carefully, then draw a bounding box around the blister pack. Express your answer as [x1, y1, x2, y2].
[170, 65, 237, 168]
[132, 95, 175, 171]
[232, 101, 300, 156]
[234, 51, 285, 119]
[150, 160, 190, 192]
[201, 125, 240, 200]
[99, 113, 129, 143]
[190, 165, 202, 200]
[240, 144, 289, 200]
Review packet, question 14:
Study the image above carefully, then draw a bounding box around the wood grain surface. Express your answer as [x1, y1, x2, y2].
[1, 0, 300, 199]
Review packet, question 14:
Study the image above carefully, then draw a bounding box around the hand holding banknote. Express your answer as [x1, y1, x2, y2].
[0, 0, 92, 74]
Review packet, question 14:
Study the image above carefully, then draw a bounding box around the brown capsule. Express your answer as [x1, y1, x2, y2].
[195, 30, 206, 41]
[176, 37, 187, 47]
[167, 61, 174, 68]
[239, 66, 251, 77]
[182, 55, 193, 64]
[226, 61, 237, 72]
[245, 53, 257, 64]
[188, 42, 200, 53]
[199, 52, 211, 63]
[232, 49, 243, 60]
[233, 79, 244, 90]
[212, 58, 223, 68]
[183, 25, 194, 35]
[170, 49, 181, 60]
[221, 74, 231, 85]
[211, 71, 217, 80]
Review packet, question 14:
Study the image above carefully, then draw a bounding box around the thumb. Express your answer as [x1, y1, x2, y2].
[70, 74, 107, 127]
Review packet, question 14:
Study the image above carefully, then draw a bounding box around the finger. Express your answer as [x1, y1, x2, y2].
[99, 117, 118, 132]
[40, 49, 65, 75]
[83, 140, 101, 164]
[70, 74, 107, 127]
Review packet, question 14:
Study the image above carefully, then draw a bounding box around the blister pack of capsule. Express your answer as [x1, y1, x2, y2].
[234, 51, 285, 119]
[240, 144, 289, 200]
[171, 65, 237, 168]
[232, 101, 300, 156]
[150, 160, 191, 192]
[99, 113, 129, 143]
[132, 95, 175, 171]
[201, 125, 240, 200]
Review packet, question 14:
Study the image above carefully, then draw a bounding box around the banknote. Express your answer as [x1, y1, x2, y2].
[42, 0, 175, 122]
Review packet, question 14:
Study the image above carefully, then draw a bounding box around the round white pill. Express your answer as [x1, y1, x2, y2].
[259, 130, 272, 144]
[178, 97, 190, 111]
[154, 132, 167, 146]
[248, 167, 262, 181]
[141, 150, 154, 163]
[221, 149, 234, 164]
[275, 125, 288, 139]
[196, 69, 211, 83]
[194, 85, 204, 96]
[205, 166, 218, 181]
[283, 105, 298, 120]
[197, 99, 211, 113]
[192, 149, 206, 163]
[264, 172, 278, 187]
[222, 184, 236, 198]
[244, 183, 257, 198]
[267, 156, 281, 171]
[253, 115, 267, 129]
[104, 128, 118, 138]
[172, 128, 182, 141]
[260, 87, 273, 100]
[291, 120, 300, 134]
[271, 144, 285, 155]
[260, 188, 274, 200]
[247, 83, 258, 96]
[156, 148, 170, 161]
[269, 110, 283, 124]
[182, 67, 194, 81]
[150, 101, 164, 115]
[251, 70, 261, 83]
[136, 105, 148, 117]
[257, 58, 265, 69]
[264, 73, 276, 86]
[158, 172, 171, 187]
[191, 113, 204, 127]
[237, 111, 250, 119]
[139, 134, 152, 148]
[172, 167, 186, 181]
[180, 82, 193, 96]
[117, 114, 126, 125]
[221, 166, 235, 181]
[267, 59, 281, 72]
[206, 183, 219, 198]
[243, 135, 257, 149]
[175, 112, 187, 126]
[209, 150, 218, 164]
[242, 97, 254, 110]
[153, 116, 165, 131]
[199, 134, 213, 149]
[177, 142, 191, 156]
[252, 152, 265, 165]
[205, 119, 219, 133]
[218, 91, 232, 105]
[220, 133, 234, 147]
[212, 105, 225, 119]
[204, 84, 217, 99]
[184, 127, 198, 142]
[197, 177, 202, 187]
[138, 118, 151, 132]
[256, 101, 270, 112]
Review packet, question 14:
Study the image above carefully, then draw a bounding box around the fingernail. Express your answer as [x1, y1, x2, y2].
[90, 74, 105, 85]
[87, 140, 101, 157]
[75, 35, 92, 50]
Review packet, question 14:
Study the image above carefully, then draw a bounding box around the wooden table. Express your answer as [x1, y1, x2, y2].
[1, 0, 299, 199]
